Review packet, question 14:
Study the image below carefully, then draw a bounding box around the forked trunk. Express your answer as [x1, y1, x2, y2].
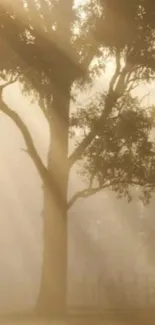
[36, 84, 71, 316]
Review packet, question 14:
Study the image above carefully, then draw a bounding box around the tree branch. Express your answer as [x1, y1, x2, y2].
[0, 96, 47, 181]
[68, 178, 154, 209]
[68, 52, 125, 168]
[1, 74, 19, 88]
[68, 186, 107, 209]
[0, 85, 66, 206]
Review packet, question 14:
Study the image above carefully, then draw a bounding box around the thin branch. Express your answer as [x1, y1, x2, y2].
[139, 91, 151, 105]
[68, 179, 153, 209]
[1, 74, 19, 89]
[0, 86, 66, 206]
[68, 186, 106, 209]
[81, 47, 99, 73]
[68, 128, 94, 166]
[0, 96, 48, 181]
[114, 61, 131, 96]
[68, 54, 129, 168]
[126, 80, 139, 93]
[128, 75, 155, 84]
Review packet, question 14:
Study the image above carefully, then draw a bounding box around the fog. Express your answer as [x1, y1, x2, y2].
[0, 73, 155, 313]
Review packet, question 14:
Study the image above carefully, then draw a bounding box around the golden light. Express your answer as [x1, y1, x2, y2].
[0, 0, 155, 313]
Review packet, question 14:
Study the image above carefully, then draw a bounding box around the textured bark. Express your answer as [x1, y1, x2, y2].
[36, 84, 71, 316]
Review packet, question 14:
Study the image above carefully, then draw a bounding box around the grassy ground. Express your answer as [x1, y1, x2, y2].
[0, 310, 155, 324]
[0, 313, 155, 325]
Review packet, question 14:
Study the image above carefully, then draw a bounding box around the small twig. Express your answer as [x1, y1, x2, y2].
[0, 74, 19, 92]
[20, 148, 29, 154]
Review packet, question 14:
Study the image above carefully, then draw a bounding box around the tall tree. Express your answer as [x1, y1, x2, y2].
[0, 0, 155, 316]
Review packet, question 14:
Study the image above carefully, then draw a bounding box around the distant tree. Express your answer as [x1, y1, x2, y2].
[0, 0, 155, 315]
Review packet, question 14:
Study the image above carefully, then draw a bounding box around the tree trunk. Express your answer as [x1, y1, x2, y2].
[36, 83, 71, 316]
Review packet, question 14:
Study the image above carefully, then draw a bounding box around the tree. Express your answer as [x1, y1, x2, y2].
[0, 0, 155, 316]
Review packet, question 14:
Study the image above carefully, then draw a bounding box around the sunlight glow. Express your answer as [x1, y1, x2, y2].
[74, 0, 87, 9]
[105, 59, 116, 79]
[1, 0, 155, 312]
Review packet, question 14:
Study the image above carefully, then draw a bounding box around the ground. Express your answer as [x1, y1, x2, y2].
[1, 312, 155, 325]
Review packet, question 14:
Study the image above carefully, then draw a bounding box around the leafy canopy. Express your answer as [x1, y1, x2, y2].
[0, 0, 155, 204]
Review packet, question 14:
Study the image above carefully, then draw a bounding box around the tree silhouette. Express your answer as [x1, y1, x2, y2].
[0, 0, 155, 316]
